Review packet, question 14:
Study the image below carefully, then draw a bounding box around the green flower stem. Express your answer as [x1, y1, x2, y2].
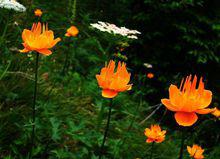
[99, 99, 113, 159]
[71, 0, 77, 23]
[178, 129, 186, 159]
[29, 53, 40, 159]
[0, 11, 11, 46]
[149, 142, 155, 159]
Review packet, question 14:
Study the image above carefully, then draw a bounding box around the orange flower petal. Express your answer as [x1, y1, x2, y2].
[19, 48, 29, 53]
[65, 33, 71, 37]
[169, 85, 183, 108]
[196, 108, 215, 114]
[20, 22, 60, 55]
[212, 107, 220, 117]
[187, 146, 192, 155]
[102, 89, 118, 98]
[146, 138, 154, 143]
[37, 49, 52, 56]
[96, 60, 132, 97]
[174, 112, 198, 126]
[161, 99, 179, 111]
[198, 90, 212, 109]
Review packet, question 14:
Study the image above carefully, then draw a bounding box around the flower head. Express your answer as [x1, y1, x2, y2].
[147, 73, 154, 79]
[90, 21, 141, 39]
[0, 0, 26, 12]
[212, 107, 220, 118]
[144, 125, 166, 143]
[96, 60, 132, 98]
[65, 26, 79, 37]
[20, 22, 61, 56]
[34, 9, 42, 17]
[187, 144, 204, 159]
[161, 75, 213, 126]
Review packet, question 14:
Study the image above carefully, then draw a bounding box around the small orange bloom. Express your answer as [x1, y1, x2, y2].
[187, 144, 205, 159]
[212, 107, 220, 118]
[147, 73, 154, 79]
[161, 75, 213, 126]
[34, 9, 42, 17]
[144, 125, 166, 143]
[65, 26, 79, 37]
[96, 60, 132, 98]
[20, 22, 61, 56]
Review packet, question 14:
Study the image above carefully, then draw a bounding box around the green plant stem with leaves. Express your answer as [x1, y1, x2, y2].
[99, 99, 113, 159]
[114, 96, 143, 157]
[71, 0, 77, 23]
[29, 53, 40, 159]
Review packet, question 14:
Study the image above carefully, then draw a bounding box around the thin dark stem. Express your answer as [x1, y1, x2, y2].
[178, 129, 185, 159]
[149, 142, 155, 159]
[29, 53, 39, 159]
[99, 99, 113, 159]
[62, 50, 69, 75]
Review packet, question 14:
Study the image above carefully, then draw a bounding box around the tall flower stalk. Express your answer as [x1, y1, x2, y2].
[29, 52, 39, 159]
[99, 99, 113, 159]
[19, 22, 60, 158]
[178, 128, 186, 159]
[149, 142, 155, 159]
[161, 75, 213, 159]
[96, 60, 132, 158]
[63, 26, 79, 75]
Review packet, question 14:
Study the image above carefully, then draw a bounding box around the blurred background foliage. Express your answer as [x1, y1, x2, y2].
[0, 0, 220, 158]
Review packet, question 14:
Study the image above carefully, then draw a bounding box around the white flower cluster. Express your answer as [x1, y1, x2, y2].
[0, 0, 26, 12]
[90, 21, 141, 39]
[143, 63, 153, 68]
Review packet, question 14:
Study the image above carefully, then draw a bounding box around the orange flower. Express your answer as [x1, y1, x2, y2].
[187, 144, 205, 159]
[34, 9, 42, 17]
[212, 107, 220, 118]
[20, 22, 61, 56]
[161, 75, 213, 126]
[65, 26, 79, 37]
[96, 60, 132, 98]
[147, 73, 154, 79]
[144, 125, 166, 143]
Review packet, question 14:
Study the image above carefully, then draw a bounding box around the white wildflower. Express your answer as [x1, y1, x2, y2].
[127, 35, 138, 39]
[0, 0, 26, 12]
[143, 63, 153, 68]
[90, 21, 141, 39]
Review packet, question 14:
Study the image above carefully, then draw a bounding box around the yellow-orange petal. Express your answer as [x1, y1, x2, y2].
[212, 107, 220, 117]
[187, 146, 191, 154]
[51, 37, 61, 47]
[196, 108, 215, 114]
[127, 84, 132, 90]
[161, 99, 179, 111]
[169, 85, 183, 108]
[19, 48, 29, 53]
[102, 89, 118, 98]
[37, 49, 52, 56]
[198, 90, 212, 109]
[174, 112, 198, 126]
